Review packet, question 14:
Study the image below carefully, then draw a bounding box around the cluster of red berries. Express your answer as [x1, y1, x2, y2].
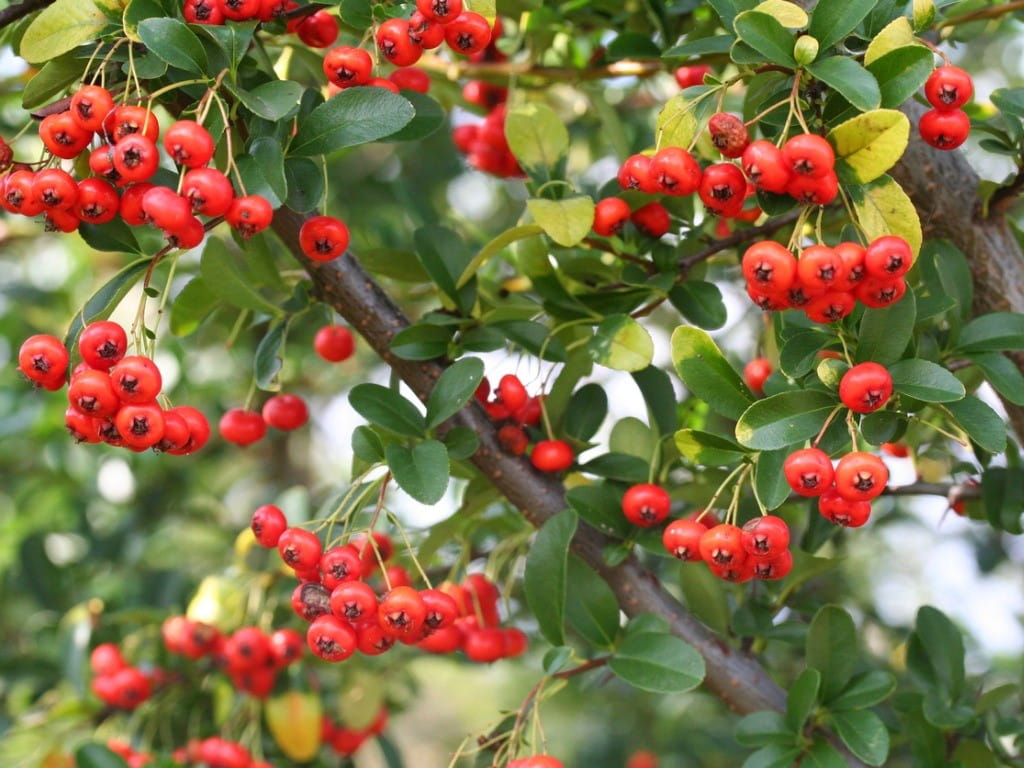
[741, 235, 912, 320]
[18, 323, 210, 453]
[663, 512, 794, 582]
[183, 0, 340, 50]
[89, 643, 154, 710]
[782, 363, 894, 526]
[321, 707, 388, 757]
[3, 85, 273, 242]
[250, 506, 528, 663]
[162, 616, 304, 698]
[919, 65, 973, 151]
[166, 736, 272, 768]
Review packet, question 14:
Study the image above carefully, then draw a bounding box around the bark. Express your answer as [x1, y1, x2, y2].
[893, 100, 1024, 440]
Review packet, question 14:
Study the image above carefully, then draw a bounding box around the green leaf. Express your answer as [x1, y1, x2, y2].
[675, 429, 748, 466]
[806, 605, 857, 700]
[610, 417, 658, 463]
[708, 0, 758, 31]
[565, 557, 620, 648]
[831, 710, 890, 766]
[200, 239, 280, 314]
[735, 390, 838, 450]
[20, 0, 108, 64]
[352, 425, 385, 463]
[250, 137, 289, 203]
[663, 34, 735, 59]
[349, 383, 426, 437]
[494, 320, 567, 362]
[389, 323, 453, 360]
[442, 426, 479, 460]
[254, 318, 289, 391]
[227, 80, 303, 120]
[944, 395, 1007, 455]
[855, 288, 916, 364]
[64, 257, 149, 349]
[339, 0, 373, 28]
[579, 453, 650, 483]
[734, 11, 797, 67]
[566, 484, 631, 539]
[78, 219, 141, 254]
[829, 671, 897, 710]
[524, 510, 578, 647]
[632, 367, 679, 435]
[385, 441, 449, 505]
[413, 225, 476, 316]
[669, 281, 727, 330]
[803, 741, 848, 768]
[755, 0, 808, 27]
[564, 383, 608, 441]
[755, 448, 791, 510]
[968, 352, 1024, 405]
[866, 46, 934, 108]
[527, 196, 595, 248]
[907, 606, 965, 699]
[851, 175, 922, 256]
[780, 330, 830, 378]
[22, 52, 87, 109]
[809, 56, 880, 112]
[918, 240, 972, 322]
[670, 326, 754, 420]
[859, 410, 903, 445]
[957, 312, 1024, 353]
[137, 18, 207, 74]
[588, 314, 654, 372]
[457, 224, 544, 288]
[864, 17, 915, 65]
[383, 90, 444, 142]
[504, 102, 569, 181]
[609, 631, 705, 693]
[787, 669, 821, 733]
[679, 564, 730, 635]
[742, 746, 804, 768]
[655, 93, 701, 149]
[888, 359, 965, 403]
[828, 109, 909, 184]
[982, 467, 1024, 533]
[75, 744, 129, 768]
[808, 0, 878, 50]
[289, 87, 414, 156]
[735, 711, 795, 747]
[170, 277, 220, 336]
[195, 21, 255, 71]
[425, 358, 485, 429]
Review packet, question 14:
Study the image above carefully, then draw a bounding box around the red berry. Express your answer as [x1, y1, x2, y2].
[278, 527, 323, 571]
[509, 757, 564, 768]
[881, 442, 909, 458]
[66, 408, 102, 443]
[839, 362, 893, 414]
[752, 549, 793, 580]
[357, 622, 397, 655]
[320, 545, 362, 590]
[142, 187, 193, 233]
[163, 120, 215, 168]
[444, 11, 491, 55]
[164, 406, 211, 455]
[834, 452, 889, 502]
[220, 0, 261, 21]
[797, 245, 843, 293]
[805, 291, 855, 323]
[226, 195, 274, 238]
[708, 113, 749, 158]
[90, 643, 125, 676]
[3, 170, 44, 216]
[592, 197, 630, 237]
[32, 168, 78, 210]
[698, 524, 746, 566]
[497, 374, 528, 411]
[68, 369, 120, 418]
[19, 334, 69, 386]
[314, 325, 355, 362]
[219, 408, 267, 446]
[307, 615, 357, 662]
[75, 178, 120, 224]
[818, 487, 871, 527]
[782, 134, 834, 178]
[855, 276, 907, 308]
[420, 588, 459, 631]
[787, 171, 839, 206]
[409, 11, 446, 50]
[919, 108, 970, 150]
[251, 504, 288, 547]
[708, 557, 755, 583]
[330, 580, 378, 623]
[296, 10, 339, 48]
[262, 393, 309, 430]
[864, 235, 912, 279]
[378, 586, 426, 638]
[662, 519, 706, 561]
[104, 105, 159, 144]
[925, 65, 973, 110]
[39, 112, 91, 159]
[389, 66, 430, 93]
[783, 448, 835, 496]
[649, 147, 702, 196]
[115, 402, 166, 450]
[531, 439, 573, 472]
[109, 356, 162, 403]
[742, 241, 797, 294]
[323, 46, 373, 89]
[463, 628, 505, 662]
[834, 242, 866, 290]
[291, 583, 330, 622]
[743, 358, 772, 396]
[740, 515, 789, 557]
[184, 0, 225, 23]
[699, 163, 747, 217]
[497, 424, 529, 455]
[377, 18, 422, 67]
[182, 167, 235, 217]
[622, 483, 671, 527]
[416, 0, 462, 23]
[71, 86, 115, 134]
[742, 140, 790, 194]
[617, 154, 656, 193]
[674, 65, 710, 89]
[630, 201, 671, 237]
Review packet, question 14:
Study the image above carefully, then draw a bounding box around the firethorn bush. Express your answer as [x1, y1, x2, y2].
[3, 0, 1024, 766]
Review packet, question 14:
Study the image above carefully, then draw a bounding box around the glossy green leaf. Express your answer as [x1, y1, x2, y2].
[254, 318, 289, 391]
[609, 631, 705, 693]
[671, 326, 754, 420]
[734, 11, 797, 67]
[195, 21, 255, 71]
[809, 56, 880, 112]
[389, 323, 454, 360]
[907, 606, 965, 699]
[565, 557, 620, 648]
[414, 225, 476, 316]
[524, 510, 578, 646]
[856, 289, 916, 364]
[64, 258, 149, 349]
[348, 383, 426, 437]
[787, 669, 821, 733]
[290, 87, 414, 156]
[679, 563, 730, 635]
[808, 0, 878, 51]
[384, 90, 444, 142]
[663, 33, 735, 59]
[351, 425, 385, 463]
[385, 440, 449, 504]
[564, 383, 608, 441]
[735, 710, 794, 747]
[807, 605, 857, 700]
[632, 366, 679, 435]
[20, 0, 108, 63]
[227, 79, 303, 120]
[137, 18, 207, 73]
[968, 352, 1024, 405]
[201, 239, 280, 315]
[944, 395, 1006, 455]
[780, 330, 828, 378]
[956, 312, 1024, 352]
[735, 390, 837, 450]
[803, 742, 847, 768]
[828, 109, 909, 184]
[889, 359, 965, 403]
[866, 45, 934, 108]
[982, 467, 1024, 532]
[284, 157, 324, 213]
[457, 224, 543, 288]
[22, 53, 86, 109]
[828, 671, 897, 710]
[669, 281, 727, 330]
[675, 429, 749, 466]
[566, 484, 631, 539]
[655, 93, 701, 149]
[588, 314, 654, 372]
[831, 710, 890, 766]
[859, 410, 903, 445]
[425, 357, 484, 429]
[170, 276, 220, 336]
[742, 745, 804, 768]
[755, 448, 791, 510]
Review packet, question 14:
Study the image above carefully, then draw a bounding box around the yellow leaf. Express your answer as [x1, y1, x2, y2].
[266, 692, 323, 762]
[913, 0, 937, 31]
[20, 0, 108, 64]
[864, 17, 916, 65]
[655, 94, 699, 150]
[754, 0, 808, 28]
[828, 109, 909, 184]
[853, 175, 923, 257]
[526, 196, 595, 248]
[186, 576, 246, 631]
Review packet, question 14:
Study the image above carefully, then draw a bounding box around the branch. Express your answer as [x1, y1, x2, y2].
[416, 53, 668, 84]
[892, 101, 1024, 442]
[939, 0, 1024, 28]
[678, 209, 803, 277]
[0, 0, 53, 29]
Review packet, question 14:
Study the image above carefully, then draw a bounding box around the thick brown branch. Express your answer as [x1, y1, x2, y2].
[0, 0, 53, 29]
[892, 101, 1024, 442]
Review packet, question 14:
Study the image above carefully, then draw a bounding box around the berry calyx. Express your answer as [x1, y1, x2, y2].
[622, 483, 671, 527]
[925, 66, 973, 110]
[834, 452, 889, 502]
[740, 515, 790, 558]
[839, 362, 893, 414]
[662, 519, 706, 561]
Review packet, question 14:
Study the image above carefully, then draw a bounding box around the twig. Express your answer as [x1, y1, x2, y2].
[0, 0, 54, 30]
[678, 209, 803, 276]
[939, 0, 1024, 28]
